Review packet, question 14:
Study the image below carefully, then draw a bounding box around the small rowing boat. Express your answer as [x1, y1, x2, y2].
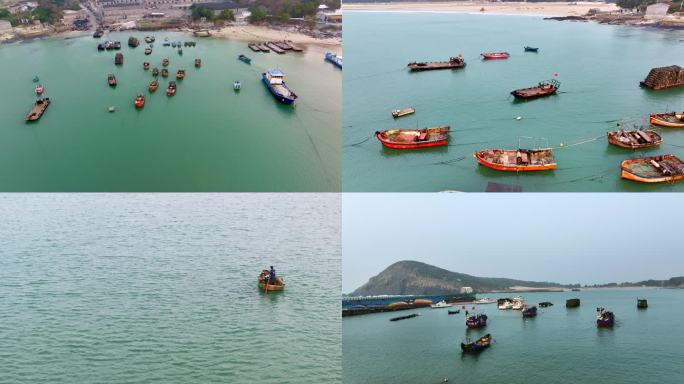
[524, 46, 539, 52]
[649, 112, 684, 128]
[620, 155, 684, 183]
[391, 107, 415, 118]
[389, 313, 419, 322]
[166, 81, 177, 96]
[511, 79, 559, 100]
[148, 80, 159, 92]
[176, 69, 185, 80]
[25, 98, 50, 121]
[376, 126, 450, 149]
[481, 52, 509, 60]
[248, 43, 260, 52]
[607, 129, 662, 149]
[107, 74, 117, 86]
[238, 54, 251, 64]
[448, 309, 461, 315]
[134, 94, 145, 109]
[258, 269, 285, 292]
[475, 148, 556, 172]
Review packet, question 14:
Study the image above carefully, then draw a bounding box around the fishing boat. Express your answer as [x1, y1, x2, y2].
[498, 300, 513, 310]
[481, 52, 509, 60]
[266, 42, 285, 54]
[93, 29, 104, 38]
[143, 62, 150, 70]
[176, 70, 185, 80]
[262, 69, 298, 105]
[607, 129, 662, 149]
[389, 313, 419, 322]
[234, 81, 241, 91]
[25, 98, 50, 121]
[475, 146, 557, 172]
[171, 41, 177, 48]
[596, 308, 614, 327]
[161, 68, 169, 77]
[128, 36, 140, 47]
[325, 52, 343, 69]
[522, 306, 538, 318]
[112, 41, 121, 50]
[566, 298, 580, 308]
[512, 297, 525, 310]
[248, 43, 260, 52]
[163, 40, 170, 47]
[465, 314, 488, 329]
[375, 126, 450, 149]
[430, 300, 453, 308]
[107, 74, 117, 86]
[152, 68, 159, 77]
[162, 58, 169, 67]
[276, 41, 292, 50]
[391, 107, 415, 118]
[620, 155, 684, 183]
[144, 36, 155, 44]
[166, 81, 177, 96]
[407, 55, 465, 71]
[114, 53, 124, 65]
[461, 334, 491, 353]
[97, 43, 105, 51]
[178, 47, 183, 55]
[539, 302, 553, 308]
[511, 79, 560, 100]
[637, 299, 648, 309]
[524, 46, 539, 52]
[649, 112, 684, 128]
[134, 94, 145, 109]
[258, 269, 285, 292]
[145, 47, 152, 55]
[148, 80, 159, 92]
[35, 84, 44, 96]
[104, 41, 114, 50]
[448, 309, 461, 315]
[194, 58, 201, 68]
[473, 298, 495, 305]
[238, 54, 252, 64]
[32, 76, 39, 83]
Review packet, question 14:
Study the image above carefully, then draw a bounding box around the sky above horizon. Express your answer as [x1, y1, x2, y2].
[343, 194, 683, 293]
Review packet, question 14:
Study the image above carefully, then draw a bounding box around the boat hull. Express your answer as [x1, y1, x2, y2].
[258, 282, 284, 291]
[620, 155, 684, 183]
[649, 114, 684, 128]
[376, 126, 450, 149]
[475, 151, 556, 172]
[261, 74, 297, 105]
[607, 130, 662, 149]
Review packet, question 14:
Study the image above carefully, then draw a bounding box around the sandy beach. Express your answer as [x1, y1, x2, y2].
[342, 1, 619, 17]
[212, 25, 341, 50]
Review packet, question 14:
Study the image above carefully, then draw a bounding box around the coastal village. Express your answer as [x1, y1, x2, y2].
[0, 0, 341, 42]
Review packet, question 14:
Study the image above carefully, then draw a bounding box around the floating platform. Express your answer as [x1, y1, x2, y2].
[408, 56, 466, 71]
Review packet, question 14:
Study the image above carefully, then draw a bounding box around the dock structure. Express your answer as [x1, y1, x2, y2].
[640, 65, 684, 90]
[342, 293, 475, 317]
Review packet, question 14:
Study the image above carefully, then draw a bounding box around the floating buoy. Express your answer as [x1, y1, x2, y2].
[515, 116, 522, 120]
[108, 106, 116, 113]
[560, 143, 564, 147]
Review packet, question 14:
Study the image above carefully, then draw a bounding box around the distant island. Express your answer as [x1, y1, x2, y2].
[348, 260, 684, 296]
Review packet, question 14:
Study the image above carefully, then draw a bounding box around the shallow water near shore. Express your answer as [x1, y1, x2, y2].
[0, 194, 341, 383]
[343, 289, 684, 384]
[0, 32, 341, 191]
[343, 12, 684, 191]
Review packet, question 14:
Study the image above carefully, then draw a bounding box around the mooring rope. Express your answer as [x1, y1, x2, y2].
[552, 134, 605, 149]
[345, 134, 375, 147]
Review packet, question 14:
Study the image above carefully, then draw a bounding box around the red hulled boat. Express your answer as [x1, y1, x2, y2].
[134, 94, 145, 109]
[475, 148, 556, 172]
[481, 52, 509, 60]
[375, 126, 450, 149]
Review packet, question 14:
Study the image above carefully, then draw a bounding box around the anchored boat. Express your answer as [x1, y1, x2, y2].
[194, 58, 201, 68]
[461, 334, 491, 353]
[166, 81, 177, 96]
[325, 52, 343, 69]
[481, 52, 509, 60]
[408, 55, 465, 71]
[448, 309, 461, 315]
[148, 80, 159, 92]
[649, 112, 684, 128]
[524, 46, 539, 52]
[430, 300, 453, 308]
[176, 70, 185, 80]
[162, 58, 169, 67]
[25, 98, 50, 121]
[107, 74, 117, 86]
[465, 314, 488, 329]
[258, 269, 285, 292]
[145, 47, 152, 55]
[238, 54, 252, 64]
[114, 53, 124, 65]
[596, 308, 614, 327]
[391, 107, 415, 118]
[475, 148, 556, 172]
[522, 306, 537, 318]
[134, 94, 145, 109]
[128, 36, 139, 47]
[262, 69, 298, 105]
[233, 81, 241, 91]
[390, 313, 419, 322]
[152, 68, 159, 77]
[376, 126, 450, 149]
[620, 155, 684, 183]
[143, 62, 150, 70]
[161, 69, 169, 77]
[248, 43, 260, 52]
[607, 129, 661, 149]
[511, 79, 559, 100]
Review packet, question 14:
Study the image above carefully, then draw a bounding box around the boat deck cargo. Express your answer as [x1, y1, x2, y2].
[408, 55, 465, 71]
[391, 107, 415, 118]
[262, 69, 298, 105]
[511, 79, 560, 99]
[461, 334, 491, 353]
[566, 298, 581, 308]
[475, 148, 556, 172]
[640, 65, 684, 90]
[650, 112, 684, 128]
[607, 129, 662, 149]
[25, 98, 50, 121]
[258, 269, 284, 292]
[376, 126, 450, 149]
[621, 155, 684, 183]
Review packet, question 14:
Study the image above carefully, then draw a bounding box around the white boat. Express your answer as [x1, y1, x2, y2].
[233, 81, 241, 91]
[473, 298, 495, 304]
[498, 301, 513, 310]
[512, 297, 525, 310]
[430, 300, 453, 308]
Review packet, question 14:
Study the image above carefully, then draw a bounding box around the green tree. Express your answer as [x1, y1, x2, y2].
[249, 6, 268, 22]
[190, 5, 214, 21]
[0, 8, 11, 19]
[217, 9, 235, 21]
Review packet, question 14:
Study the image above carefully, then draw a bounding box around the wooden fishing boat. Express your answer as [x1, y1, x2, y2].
[104, 40, 114, 50]
[144, 36, 155, 44]
[389, 313, 419, 322]
[152, 67, 159, 77]
[511, 79, 559, 100]
[637, 299, 648, 309]
[162, 58, 169, 67]
[194, 58, 201, 68]
[566, 298, 580, 308]
[97, 43, 105, 51]
[607, 129, 662, 149]
[248, 43, 260, 52]
[286, 40, 303, 52]
[134, 94, 145, 109]
[35, 84, 44, 96]
[620, 155, 684, 183]
[107, 74, 117, 86]
[262, 69, 298, 105]
[461, 334, 491, 353]
[649, 112, 684, 128]
[161, 68, 169, 77]
[475, 147, 556, 172]
[166, 81, 177, 96]
[481, 52, 509, 60]
[238, 54, 251, 64]
[391, 107, 415, 118]
[114, 53, 124, 65]
[25, 98, 50, 121]
[257, 43, 270, 53]
[112, 41, 121, 50]
[376, 126, 450, 149]
[522, 306, 537, 318]
[407, 55, 465, 71]
[524, 46, 539, 52]
[143, 62, 150, 70]
[148, 80, 159, 92]
[128, 36, 139, 47]
[596, 308, 614, 327]
[176, 70, 185, 80]
[258, 270, 285, 292]
[144, 47, 152, 55]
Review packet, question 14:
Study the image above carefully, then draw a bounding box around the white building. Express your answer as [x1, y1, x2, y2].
[0, 20, 12, 33]
[460, 286, 474, 294]
[645, 3, 670, 20]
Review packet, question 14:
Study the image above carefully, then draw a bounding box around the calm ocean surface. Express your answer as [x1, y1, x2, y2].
[0, 194, 341, 383]
[343, 289, 684, 384]
[343, 12, 684, 191]
[0, 33, 340, 191]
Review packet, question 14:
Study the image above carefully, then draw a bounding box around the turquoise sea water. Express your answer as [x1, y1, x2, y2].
[0, 32, 340, 191]
[343, 289, 684, 384]
[343, 12, 684, 191]
[0, 194, 341, 383]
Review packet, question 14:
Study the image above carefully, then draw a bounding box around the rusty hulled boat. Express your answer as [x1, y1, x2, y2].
[649, 113, 684, 128]
[511, 79, 560, 100]
[176, 69, 185, 80]
[25, 98, 50, 121]
[114, 53, 124, 65]
[408, 55, 465, 71]
[148, 80, 159, 92]
[607, 129, 662, 149]
[166, 81, 177, 96]
[475, 148, 556, 172]
[134, 94, 145, 109]
[621, 155, 684, 183]
[376, 126, 450, 149]
[107, 74, 117, 86]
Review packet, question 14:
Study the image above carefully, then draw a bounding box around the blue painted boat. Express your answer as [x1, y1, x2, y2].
[238, 54, 251, 64]
[325, 52, 342, 69]
[262, 69, 298, 105]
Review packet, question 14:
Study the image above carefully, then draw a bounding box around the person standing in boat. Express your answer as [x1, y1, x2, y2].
[268, 266, 277, 285]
